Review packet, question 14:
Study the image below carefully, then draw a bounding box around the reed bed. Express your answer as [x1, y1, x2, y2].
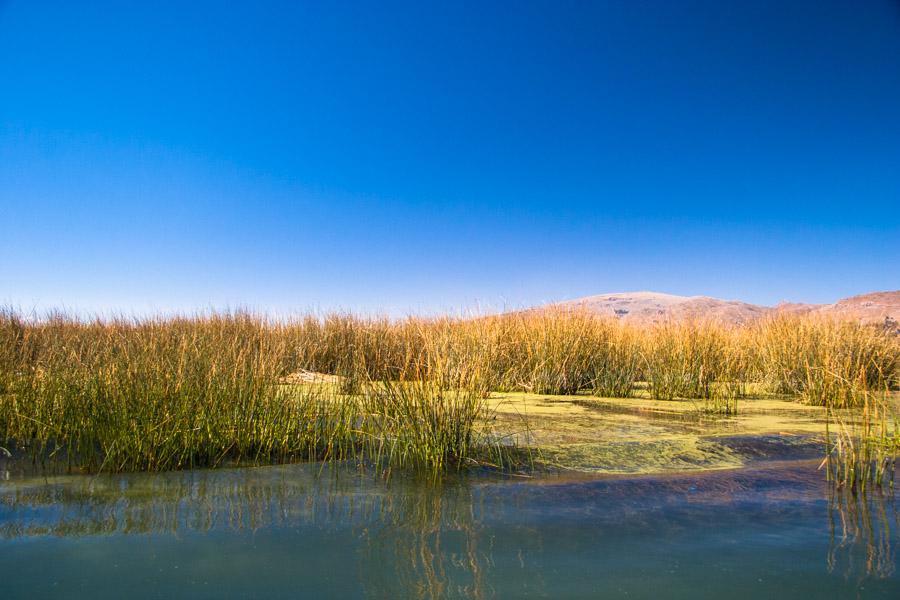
[751, 316, 898, 407]
[1, 306, 897, 474]
[266, 309, 898, 408]
[823, 384, 900, 494]
[359, 379, 501, 473]
[0, 312, 508, 475]
[0, 313, 355, 471]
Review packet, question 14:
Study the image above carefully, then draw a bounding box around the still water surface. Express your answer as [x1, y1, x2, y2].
[1, 461, 898, 599]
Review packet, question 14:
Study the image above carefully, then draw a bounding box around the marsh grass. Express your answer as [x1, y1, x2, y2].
[823, 383, 900, 494]
[587, 322, 643, 398]
[2, 307, 898, 475]
[492, 310, 601, 395]
[359, 379, 506, 474]
[0, 312, 515, 475]
[0, 314, 359, 471]
[692, 385, 740, 416]
[282, 310, 897, 410]
[644, 322, 708, 400]
[753, 316, 898, 407]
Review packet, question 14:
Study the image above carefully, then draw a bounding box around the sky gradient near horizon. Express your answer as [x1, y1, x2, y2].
[2, 1, 899, 316]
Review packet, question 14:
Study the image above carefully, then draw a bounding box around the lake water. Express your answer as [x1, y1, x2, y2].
[2, 460, 899, 599]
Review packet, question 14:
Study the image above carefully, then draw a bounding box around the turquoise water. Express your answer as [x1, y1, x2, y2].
[1, 461, 898, 599]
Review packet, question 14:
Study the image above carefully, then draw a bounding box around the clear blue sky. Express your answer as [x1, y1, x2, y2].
[2, 1, 898, 316]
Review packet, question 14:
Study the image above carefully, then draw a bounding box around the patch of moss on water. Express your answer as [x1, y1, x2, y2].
[487, 392, 829, 475]
[536, 437, 743, 474]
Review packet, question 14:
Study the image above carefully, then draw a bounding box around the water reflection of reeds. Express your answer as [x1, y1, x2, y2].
[3, 463, 900, 596]
[356, 486, 496, 600]
[828, 488, 899, 580]
[0, 468, 509, 599]
[3, 470, 375, 538]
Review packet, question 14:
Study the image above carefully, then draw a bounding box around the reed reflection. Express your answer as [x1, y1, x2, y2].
[828, 486, 899, 581]
[0, 466, 533, 599]
[4, 463, 900, 596]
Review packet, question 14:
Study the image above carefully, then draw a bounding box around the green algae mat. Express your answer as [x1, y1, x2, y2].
[489, 392, 828, 474]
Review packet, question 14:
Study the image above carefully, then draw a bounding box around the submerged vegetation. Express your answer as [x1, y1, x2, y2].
[0, 306, 897, 477]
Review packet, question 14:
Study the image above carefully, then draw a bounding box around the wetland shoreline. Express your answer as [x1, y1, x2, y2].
[2, 308, 898, 481]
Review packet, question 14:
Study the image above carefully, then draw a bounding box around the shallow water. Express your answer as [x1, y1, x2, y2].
[2, 461, 899, 599]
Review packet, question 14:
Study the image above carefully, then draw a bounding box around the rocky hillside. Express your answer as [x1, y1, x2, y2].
[550, 290, 899, 326]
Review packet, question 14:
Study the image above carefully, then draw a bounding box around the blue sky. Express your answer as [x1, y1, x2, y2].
[2, 1, 898, 316]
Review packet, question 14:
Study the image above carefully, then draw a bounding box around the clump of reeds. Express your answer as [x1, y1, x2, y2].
[416, 316, 502, 395]
[359, 379, 497, 473]
[753, 316, 898, 407]
[453, 309, 643, 398]
[823, 379, 899, 494]
[588, 322, 643, 398]
[0, 312, 358, 471]
[643, 321, 740, 402]
[485, 309, 601, 395]
[700, 328, 750, 414]
[0, 311, 514, 475]
[281, 314, 423, 393]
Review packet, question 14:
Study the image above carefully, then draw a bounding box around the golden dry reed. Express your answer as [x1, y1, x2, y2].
[822, 382, 900, 494]
[1, 306, 897, 475]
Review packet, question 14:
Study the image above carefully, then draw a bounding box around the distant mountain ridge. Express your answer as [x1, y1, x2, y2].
[549, 290, 900, 326]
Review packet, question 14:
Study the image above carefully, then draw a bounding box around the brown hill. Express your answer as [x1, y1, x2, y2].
[812, 291, 900, 324]
[550, 290, 899, 327]
[553, 292, 768, 325]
